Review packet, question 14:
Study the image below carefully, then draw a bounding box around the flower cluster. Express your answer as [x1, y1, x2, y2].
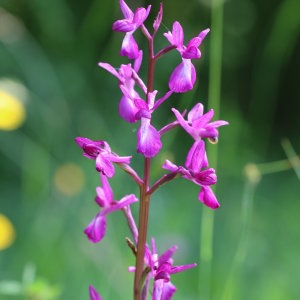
[75, 1, 228, 299]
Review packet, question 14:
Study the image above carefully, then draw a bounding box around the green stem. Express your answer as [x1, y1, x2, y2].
[199, 0, 224, 298]
[281, 138, 300, 180]
[222, 179, 257, 300]
[134, 158, 151, 300]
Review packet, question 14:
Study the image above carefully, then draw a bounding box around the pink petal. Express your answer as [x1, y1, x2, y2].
[95, 154, 115, 178]
[172, 108, 195, 138]
[153, 3, 163, 32]
[168, 59, 196, 93]
[137, 119, 162, 158]
[185, 140, 206, 173]
[161, 281, 177, 300]
[89, 285, 102, 300]
[187, 103, 204, 123]
[193, 109, 214, 128]
[198, 186, 220, 209]
[112, 19, 135, 32]
[98, 62, 122, 81]
[119, 95, 138, 123]
[120, 33, 139, 59]
[84, 213, 106, 243]
[133, 6, 151, 27]
[171, 21, 184, 47]
[119, 0, 134, 19]
[198, 28, 210, 43]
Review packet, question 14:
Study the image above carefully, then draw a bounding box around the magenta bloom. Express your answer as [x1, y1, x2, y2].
[164, 22, 209, 93]
[172, 103, 228, 140]
[168, 59, 196, 93]
[120, 32, 140, 59]
[162, 160, 219, 209]
[99, 62, 145, 123]
[112, 0, 151, 33]
[137, 118, 162, 158]
[89, 285, 102, 300]
[112, 0, 151, 59]
[84, 173, 138, 243]
[172, 103, 228, 172]
[146, 238, 196, 300]
[75, 137, 131, 178]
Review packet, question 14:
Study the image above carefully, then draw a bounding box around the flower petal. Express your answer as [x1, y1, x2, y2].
[89, 285, 102, 300]
[119, 95, 139, 123]
[95, 154, 115, 178]
[187, 103, 204, 123]
[137, 119, 162, 158]
[153, 3, 163, 32]
[84, 213, 106, 243]
[120, 33, 139, 59]
[112, 19, 135, 32]
[171, 21, 184, 48]
[185, 140, 206, 172]
[104, 194, 138, 215]
[168, 59, 196, 93]
[172, 108, 195, 138]
[133, 6, 151, 27]
[198, 186, 220, 209]
[161, 281, 177, 300]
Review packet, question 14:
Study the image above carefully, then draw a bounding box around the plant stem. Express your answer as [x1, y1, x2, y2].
[199, 0, 224, 298]
[134, 33, 155, 300]
[134, 158, 151, 299]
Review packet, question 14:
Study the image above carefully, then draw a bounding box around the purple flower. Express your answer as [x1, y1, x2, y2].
[112, 0, 151, 59]
[172, 103, 228, 172]
[162, 160, 219, 209]
[137, 118, 162, 158]
[164, 21, 209, 59]
[112, 0, 151, 33]
[99, 62, 145, 123]
[145, 238, 196, 300]
[89, 285, 102, 300]
[75, 137, 131, 178]
[84, 173, 138, 243]
[120, 32, 140, 59]
[168, 58, 196, 93]
[164, 22, 209, 93]
[198, 185, 220, 210]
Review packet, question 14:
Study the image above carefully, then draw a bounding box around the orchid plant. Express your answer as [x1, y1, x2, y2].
[75, 1, 228, 299]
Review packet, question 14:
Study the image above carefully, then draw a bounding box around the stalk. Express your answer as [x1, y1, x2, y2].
[133, 32, 155, 300]
[199, 0, 224, 298]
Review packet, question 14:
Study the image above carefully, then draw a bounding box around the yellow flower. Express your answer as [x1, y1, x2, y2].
[0, 214, 16, 250]
[0, 89, 26, 130]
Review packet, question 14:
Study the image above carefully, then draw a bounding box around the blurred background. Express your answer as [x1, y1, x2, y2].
[0, 0, 299, 299]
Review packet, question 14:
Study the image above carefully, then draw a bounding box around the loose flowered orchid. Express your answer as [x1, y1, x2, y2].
[162, 159, 220, 209]
[128, 238, 196, 300]
[75, 137, 131, 178]
[84, 173, 138, 243]
[137, 118, 162, 158]
[147, 238, 196, 300]
[112, 0, 151, 33]
[112, 0, 151, 59]
[99, 62, 145, 123]
[164, 22, 209, 93]
[172, 103, 228, 173]
[76, 1, 229, 298]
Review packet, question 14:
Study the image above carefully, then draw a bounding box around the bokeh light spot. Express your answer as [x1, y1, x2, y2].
[54, 163, 85, 196]
[0, 90, 26, 130]
[0, 214, 16, 250]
